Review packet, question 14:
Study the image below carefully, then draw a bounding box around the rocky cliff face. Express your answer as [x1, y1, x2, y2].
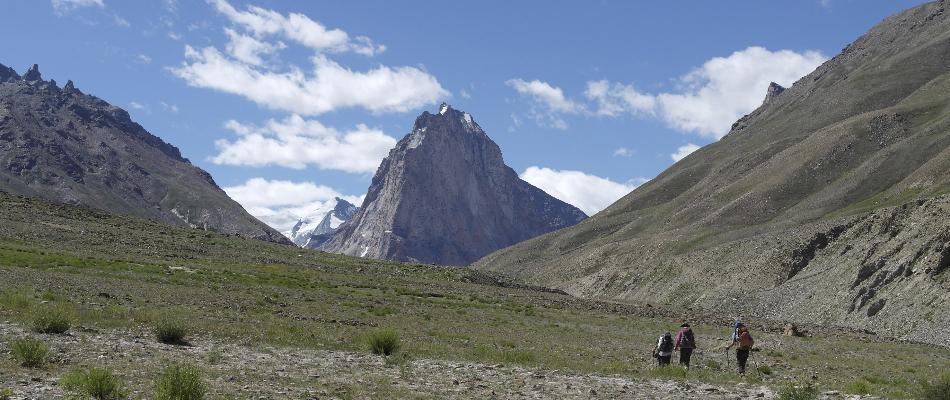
[319, 104, 587, 265]
[475, 1, 950, 345]
[0, 63, 289, 244]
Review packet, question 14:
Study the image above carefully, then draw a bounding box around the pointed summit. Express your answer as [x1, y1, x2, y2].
[23, 64, 42, 82]
[64, 80, 76, 93]
[0, 63, 19, 82]
[319, 105, 586, 265]
[762, 82, 786, 106]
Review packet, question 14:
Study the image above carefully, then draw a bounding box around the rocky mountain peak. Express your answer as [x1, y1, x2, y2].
[0, 63, 19, 82]
[762, 82, 786, 106]
[319, 105, 586, 265]
[0, 61, 290, 244]
[23, 64, 42, 82]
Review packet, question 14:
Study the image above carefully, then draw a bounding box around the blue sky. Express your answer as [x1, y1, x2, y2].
[0, 0, 927, 233]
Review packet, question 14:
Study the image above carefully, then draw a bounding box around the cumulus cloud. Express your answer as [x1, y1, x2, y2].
[171, 45, 447, 115]
[671, 143, 701, 162]
[210, 0, 384, 56]
[586, 47, 826, 138]
[520, 166, 647, 215]
[222, 177, 362, 234]
[506, 79, 584, 129]
[224, 28, 285, 66]
[211, 114, 397, 173]
[51, 0, 103, 15]
[508, 47, 826, 138]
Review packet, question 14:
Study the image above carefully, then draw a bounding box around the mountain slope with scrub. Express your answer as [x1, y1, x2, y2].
[475, 0, 950, 346]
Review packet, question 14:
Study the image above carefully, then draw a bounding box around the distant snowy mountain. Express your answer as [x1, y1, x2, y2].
[288, 198, 357, 247]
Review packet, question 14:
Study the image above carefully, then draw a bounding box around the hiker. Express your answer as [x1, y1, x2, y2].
[673, 323, 696, 368]
[653, 332, 674, 366]
[726, 323, 754, 373]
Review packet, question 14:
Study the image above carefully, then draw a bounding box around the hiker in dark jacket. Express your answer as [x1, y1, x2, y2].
[726, 323, 754, 373]
[652, 332, 674, 366]
[673, 323, 696, 368]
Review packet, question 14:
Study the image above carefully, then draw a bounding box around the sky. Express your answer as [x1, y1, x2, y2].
[0, 0, 928, 234]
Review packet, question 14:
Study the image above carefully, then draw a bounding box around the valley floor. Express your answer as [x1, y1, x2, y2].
[0, 193, 947, 399]
[2, 321, 872, 400]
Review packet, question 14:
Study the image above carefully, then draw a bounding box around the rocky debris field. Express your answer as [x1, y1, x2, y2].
[0, 322, 880, 400]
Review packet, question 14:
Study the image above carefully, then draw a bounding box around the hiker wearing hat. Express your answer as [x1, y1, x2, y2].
[673, 322, 696, 368]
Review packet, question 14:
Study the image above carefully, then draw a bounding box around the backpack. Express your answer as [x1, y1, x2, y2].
[738, 330, 754, 349]
[679, 329, 695, 348]
[658, 333, 674, 353]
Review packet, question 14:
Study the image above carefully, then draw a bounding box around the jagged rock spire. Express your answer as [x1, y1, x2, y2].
[0, 63, 20, 82]
[762, 82, 786, 106]
[64, 80, 76, 93]
[23, 64, 42, 82]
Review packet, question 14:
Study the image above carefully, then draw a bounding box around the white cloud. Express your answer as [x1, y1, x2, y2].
[211, 114, 397, 173]
[509, 47, 825, 138]
[135, 54, 152, 64]
[586, 47, 826, 138]
[51, 0, 103, 15]
[506, 78, 584, 129]
[160, 101, 179, 113]
[224, 28, 285, 66]
[172, 46, 448, 115]
[129, 101, 145, 110]
[520, 166, 646, 215]
[222, 177, 362, 234]
[459, 89, 471, 99]
[613, 147, 634, 157]
[209, 0, 384, 56]
[671, 143, 701, 162]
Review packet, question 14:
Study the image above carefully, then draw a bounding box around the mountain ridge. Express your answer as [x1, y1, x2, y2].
[475, 0, 950, 345]
[0, 62, 290, 244]
[319, 103, 587, 265]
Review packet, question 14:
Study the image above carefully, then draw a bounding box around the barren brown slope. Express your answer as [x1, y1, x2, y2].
[475, 1, 950, 345]
[0, 63, 289, 244]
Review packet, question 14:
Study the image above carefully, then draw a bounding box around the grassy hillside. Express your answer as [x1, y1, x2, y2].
[0, 191, 948, 398]
[474, 1, 950, 347]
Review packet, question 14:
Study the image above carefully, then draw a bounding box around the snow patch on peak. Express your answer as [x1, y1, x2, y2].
[407, 127, 427, 149]
[461, 112, 474, 129]
[439, 102, 450, 115]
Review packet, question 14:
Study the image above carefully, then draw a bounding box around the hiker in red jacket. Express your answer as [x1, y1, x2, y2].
[673, 323, 696, 368]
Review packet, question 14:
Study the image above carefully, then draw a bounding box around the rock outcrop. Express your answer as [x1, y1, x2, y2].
[320, 104, 587, 265]
[0, 63, 289, 244]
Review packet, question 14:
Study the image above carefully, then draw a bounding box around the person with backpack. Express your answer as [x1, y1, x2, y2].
[673, 323, 696, 368]
[652, 332, 674, 366]
[726, 323, 754, 373]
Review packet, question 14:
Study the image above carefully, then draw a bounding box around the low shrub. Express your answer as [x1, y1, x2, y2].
[649, 365, 688, 380]
[845, 379, 871, 395]
[0, 387, 13, 400]
[154, 363, 205, 400]
[61, 367, 128, 399]
[778, 381, 819, 400]
[919, 374, 950, 400]
[154, 316, 188, 345]
[366, 329, 400, 356]
[756, 365, 773, 375]
[32, 305, 72, 334]
[10, 337, 49, 368]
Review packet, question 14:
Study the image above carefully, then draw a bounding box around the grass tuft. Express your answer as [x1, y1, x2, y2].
[31, 304, 72, 334]
[61, 367, 128, 399]
[919, 374, 950, 400]
[154, 363, 206, 400]
[778, 381, 819, 400]
[9, 336, 49, 368]
[366, 329, 401, 356]
[153, 315, 189, 345]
